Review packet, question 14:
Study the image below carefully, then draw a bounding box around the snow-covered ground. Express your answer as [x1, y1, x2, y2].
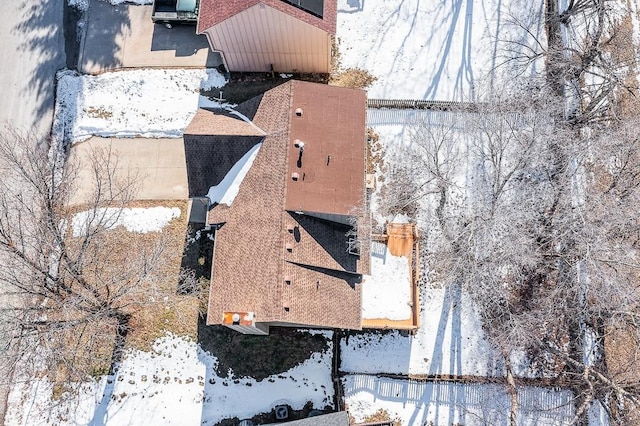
[7, 332, 334, 425]
[344, 375, 575, 425]
[343, 282, 503, 377]
[336, 0, 544, 101]
[343, 109, 504, 377]
[54, 69, 227, 143]
[72, 206, 181, 236]
[362, 241, 413, 321]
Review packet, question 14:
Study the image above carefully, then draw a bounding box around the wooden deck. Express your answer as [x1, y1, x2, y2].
[362, 223, 420, 332]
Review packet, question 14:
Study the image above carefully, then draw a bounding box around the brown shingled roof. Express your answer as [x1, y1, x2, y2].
[197, 0, 337, 35]
[285, 82, 367, 216]
[205, 80, 368, 330]
[185, 109, 265, 136]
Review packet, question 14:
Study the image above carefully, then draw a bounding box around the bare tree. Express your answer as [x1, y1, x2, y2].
[0, 127, 167, 391]
[498, 0, 637, 124]
[379, 88, 640, 423]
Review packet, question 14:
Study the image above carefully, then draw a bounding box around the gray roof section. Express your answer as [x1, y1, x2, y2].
[270, 411, 349, 426]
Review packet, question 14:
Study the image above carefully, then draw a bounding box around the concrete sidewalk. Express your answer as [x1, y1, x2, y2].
[69, 137, 189, 203]
[79, 0, 222, 74]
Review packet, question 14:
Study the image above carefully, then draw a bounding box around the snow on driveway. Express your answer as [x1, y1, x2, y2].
[337, 0, 545, 101]
[55, 68, 228, 143]
[7, 332, 334, 425]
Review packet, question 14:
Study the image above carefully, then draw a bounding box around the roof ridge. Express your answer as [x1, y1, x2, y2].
[197, 0, 337, 35]
[225, 108, 267, 135]
[275, 81, 296, 322]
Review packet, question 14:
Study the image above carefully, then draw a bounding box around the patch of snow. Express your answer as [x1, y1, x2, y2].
[344, 375, 575, 426]
[200, 69, 228, 90]
[362, 241, 412, 321]
[583, 326, 600, 367]
[55, 69, 228, 143]
[299, 329, 334, 338]
[630, 0, 640, 86]
[72, 207, 181, 236]
[391, 213, 411, 224]
[509, 349, 536, 378]
[207, 143, 262, 204]
[198, 95, 226, 109]
[7, 333, 334, 425]
[336, 0, 545, 100]
[280, 73, 293, 78]
[68, 0, 89, 11]
[588, 399, 610, 426]
[187, 229, 203, 244]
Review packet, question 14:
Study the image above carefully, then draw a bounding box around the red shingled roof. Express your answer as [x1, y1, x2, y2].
[197, 0, 337, 35]
[204, 81, 368, 330]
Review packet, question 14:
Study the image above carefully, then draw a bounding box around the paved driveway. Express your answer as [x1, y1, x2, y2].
[0, 1, 66, 420]
[79, 0, 222, 74]
[0, 0, 65, 137]
[69, 137, 189, 204]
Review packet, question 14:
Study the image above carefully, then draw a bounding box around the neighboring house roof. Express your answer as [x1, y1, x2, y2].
[197, 0, 337, 35]
[202, 80, 368, 330]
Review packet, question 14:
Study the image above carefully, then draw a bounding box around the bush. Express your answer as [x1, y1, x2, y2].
[330, 67, 378, 89]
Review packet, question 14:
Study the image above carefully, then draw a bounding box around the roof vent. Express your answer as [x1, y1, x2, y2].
[294, 139, 303, 148]
[284, 275, 292, 285]
[286, 224, 295, 232]
[285, 243, 293, 252]
[291, 172, 299, 181]
[283, 306, 290, 312]
[295, 108, 303, 117]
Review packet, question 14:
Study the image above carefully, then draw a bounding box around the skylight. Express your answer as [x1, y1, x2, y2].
[280, 0, 324, 19]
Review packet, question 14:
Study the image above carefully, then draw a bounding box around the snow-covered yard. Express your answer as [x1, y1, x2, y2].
[342, 109, 505, 378]
[343, 282, 503, 377]
[336, 0, 544, 101]
[72, 206, 181, 236]
[54, 69, 227, 143]
[344, 375, 575, 426]
[32, 0, 631, 416]
[7, 332, 334, 425]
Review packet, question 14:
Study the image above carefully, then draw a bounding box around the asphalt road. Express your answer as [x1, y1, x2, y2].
[0, 0, 67, 139]
[0, 0, 66, 421]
